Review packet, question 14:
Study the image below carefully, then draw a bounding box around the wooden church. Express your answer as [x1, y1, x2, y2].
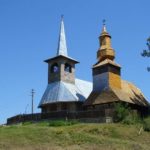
[39, 17, 149, 117]
[7, 17, 150, 125]
[84, 21, 149, 116]
[38, 17, 92, 113]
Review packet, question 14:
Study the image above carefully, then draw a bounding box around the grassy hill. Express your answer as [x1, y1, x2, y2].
[0, 121, 150, 150]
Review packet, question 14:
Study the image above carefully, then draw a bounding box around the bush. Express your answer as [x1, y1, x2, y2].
[22, 121, 33, 126]
[114, 103, 130, 122]
[114, 103, 141, 124]
[48, 120, 79, 127]
[122, 113, 141, 125]
[143, 117, 150, 132]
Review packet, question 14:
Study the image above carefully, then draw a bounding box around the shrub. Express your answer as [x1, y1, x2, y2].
[114, 103, 141, 124]
[48, 120, 79, 127]
[22, 121, 33, 126]
[122, 113, 141, 125]
[114, 103, 130, 122]
[143, 117, 150, 132]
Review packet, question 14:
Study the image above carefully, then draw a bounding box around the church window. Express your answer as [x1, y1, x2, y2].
[65, 63, 72, 73]
[51, 63, 59, 73]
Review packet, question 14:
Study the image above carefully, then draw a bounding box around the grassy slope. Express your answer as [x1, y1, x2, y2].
[0, 122, 150, 150]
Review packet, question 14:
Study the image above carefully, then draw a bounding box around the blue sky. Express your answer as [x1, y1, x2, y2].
[0, 0, 150, 124]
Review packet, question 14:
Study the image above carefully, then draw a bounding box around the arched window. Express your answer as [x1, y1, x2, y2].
[65, 63, 72, 73]
[51, 63, 59, 73]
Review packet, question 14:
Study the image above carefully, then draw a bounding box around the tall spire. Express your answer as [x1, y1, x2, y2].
[57, 15, 68, 56]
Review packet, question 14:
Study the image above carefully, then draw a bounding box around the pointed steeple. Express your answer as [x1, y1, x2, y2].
[45, 16, 79, 64]
[57, 15, 68, 56]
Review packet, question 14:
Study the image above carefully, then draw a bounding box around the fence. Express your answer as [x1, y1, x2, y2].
[7, 110, 112, 125]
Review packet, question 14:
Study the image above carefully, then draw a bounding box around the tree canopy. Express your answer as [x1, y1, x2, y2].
[141, 37, 150, 71]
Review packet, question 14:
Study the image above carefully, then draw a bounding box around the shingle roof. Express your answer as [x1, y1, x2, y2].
[39, 79, 92, 107]
[84, 80, 149, 107]
[93, 59, 120, 68]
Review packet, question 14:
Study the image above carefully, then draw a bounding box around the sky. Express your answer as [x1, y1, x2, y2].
[0, 0, 150, 124]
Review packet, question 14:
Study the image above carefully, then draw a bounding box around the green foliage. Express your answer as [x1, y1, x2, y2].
[141, 37, 150, 57]
[143, 117, 150, 132]
[48, 120, 79, 127]
[114, 103, 130, 122]
[122, 113, 141, 125]
[22, 121, 33, 126]
[114, 103, 141, 124]
[141, 37, 150, 71]
[20, 120, 79, 127]
[36, 121, 50, 126]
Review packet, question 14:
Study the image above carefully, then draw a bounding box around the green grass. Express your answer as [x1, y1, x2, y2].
[0, 121, 150, 150]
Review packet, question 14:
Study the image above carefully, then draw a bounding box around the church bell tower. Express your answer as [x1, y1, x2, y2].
[39, 16, 93, 113]
[93, 21, 121, 92]
[44, 16, 79, 84]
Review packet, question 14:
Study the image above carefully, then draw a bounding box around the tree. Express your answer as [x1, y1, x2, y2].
[141, 37, 150, 71]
